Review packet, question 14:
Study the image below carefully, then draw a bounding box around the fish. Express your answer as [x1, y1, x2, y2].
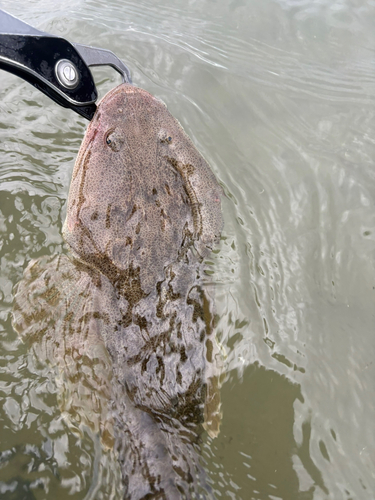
[13, 83, 223, 499]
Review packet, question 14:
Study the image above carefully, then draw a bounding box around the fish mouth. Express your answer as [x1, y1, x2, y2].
[97, 83, 135, 107]
[97, 83, 157, 107]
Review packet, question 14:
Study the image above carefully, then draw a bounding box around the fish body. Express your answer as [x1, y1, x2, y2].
[13, 84, 222, 498]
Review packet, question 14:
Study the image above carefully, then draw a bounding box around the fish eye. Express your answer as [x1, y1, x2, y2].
[160, 134, 173, 144]
[105, 129, 124, 152]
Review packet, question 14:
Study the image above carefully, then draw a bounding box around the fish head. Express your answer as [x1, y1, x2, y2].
[63, 84, 222, 293]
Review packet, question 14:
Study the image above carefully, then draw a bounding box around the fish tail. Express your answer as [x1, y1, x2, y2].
[112, 390, 214, 499]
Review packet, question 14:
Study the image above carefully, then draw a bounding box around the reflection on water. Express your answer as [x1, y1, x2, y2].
[205, 364, 328, 499]
[1, 0, 375, 498]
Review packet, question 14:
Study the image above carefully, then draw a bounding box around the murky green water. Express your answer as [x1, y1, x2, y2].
[0, 0, 374, 498]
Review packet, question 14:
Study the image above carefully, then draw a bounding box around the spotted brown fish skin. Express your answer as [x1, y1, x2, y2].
[63, 84, 222, 293]
[16, 84, 222, 498]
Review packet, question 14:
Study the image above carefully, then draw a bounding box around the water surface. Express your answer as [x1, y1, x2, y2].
[0, 0, 374, 498]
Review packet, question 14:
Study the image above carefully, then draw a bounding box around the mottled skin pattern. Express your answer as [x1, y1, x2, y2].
[13, 84, 222, 499]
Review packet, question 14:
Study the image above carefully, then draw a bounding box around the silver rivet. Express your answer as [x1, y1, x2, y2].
[55, 59, 79, 89]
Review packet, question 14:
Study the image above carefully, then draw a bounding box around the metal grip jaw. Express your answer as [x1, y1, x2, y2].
[0, 10, 132, 120]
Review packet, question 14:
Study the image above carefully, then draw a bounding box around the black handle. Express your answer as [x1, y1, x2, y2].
[0, 9, 133, 121]
[0, 33, 98, 120]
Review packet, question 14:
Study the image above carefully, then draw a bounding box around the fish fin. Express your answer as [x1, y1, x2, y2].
[203, 370, 223, 438]
[13, 254, 115, 448]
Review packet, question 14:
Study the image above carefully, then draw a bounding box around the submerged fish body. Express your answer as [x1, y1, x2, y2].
[13, 84, 222, 498]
